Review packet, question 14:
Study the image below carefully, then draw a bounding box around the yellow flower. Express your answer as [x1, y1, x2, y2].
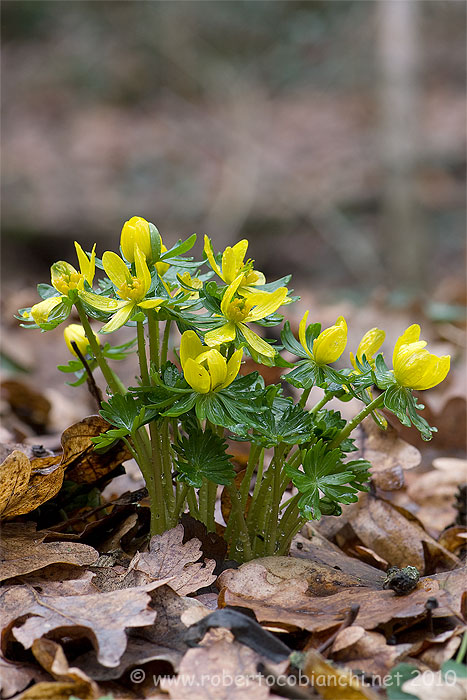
[350, 328, 385, 371]
[180, 330, 243, 394]
[392, 325, 450, 390]
[80, 245, 165, 333]
[20, 242, 96, 326]
[64, 324, 99, 357]
[177, 271, 203, 299]
[156, 244, 170, 277]
[204, 236, 265, 293]
[51, 242, 96, 295]
[299, 312, 347, 365]
[204, 275, 288, 358]
[121, 216, 169, 276]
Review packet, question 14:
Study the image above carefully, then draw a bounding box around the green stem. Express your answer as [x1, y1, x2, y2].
[310, 391, 334, 415]
[298, 386, 312, 409]
[137, 321, 150, 385]
[147, 311, 160, 373]
[239, 443, 261, 510]
[206, 480, 217, 532]
[133, 428, 166, 535]
[277, 515, 306, 555]
[187, 488, 199, 519]
[172, 483, 189, 524]
[226, 482, 253, 561]
[161, 320, 172, 366]
[456, 630, 467, 663]
[328, 394, 385, 449]
[160, 420, 176, 512]
[198, 479, 208, 526]
[264, 445, 286, 556]
[75, 300, 126, 395]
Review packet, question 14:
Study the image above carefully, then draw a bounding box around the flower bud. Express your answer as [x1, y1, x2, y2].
[64, 324, 99, 357]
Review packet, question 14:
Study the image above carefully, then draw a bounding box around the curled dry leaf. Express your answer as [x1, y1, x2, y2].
[402, 668, 467, 700]
[303, 648, 379, 700]
[0, 450, 64, 519]
[343, 494, 460, 574]
[406, 459, 467, 532]
[362, 418, 421, 492]
[23, 638, 99, 700]
[0, 523, 99, 582]
[160, 627, 283, 699]
[61, 415, 131, 484]
[6, 581, 169, 668]
[331, 627, 413, 677]
[218, 559, 448, 634]
[130, 524, 216, 596]
[0, 653, 49, 699]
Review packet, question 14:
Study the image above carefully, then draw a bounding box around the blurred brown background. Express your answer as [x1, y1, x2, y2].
[2, 0, 465, 302]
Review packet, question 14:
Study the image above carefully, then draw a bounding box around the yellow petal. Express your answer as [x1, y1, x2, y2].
[220, 275, 244, 316]
[80, 291, 129, 312]
[134, 244, 151, 297]
[100, 302, 135, 333]
[51, 261, 81, 294]
[180, 330, 205, 367]
[120, 216, 151, 263]
[183, 357, 211, 394]
[245, 287, 288, 322]
[30, 297, 63, 325]
[312, 317, 347, 365]
[204, 235, 222, 279]
[64, 324, 99, 356]
[393, 324, 421, 366]
[102, 251, 132, 290]
[220, 348, 243, 389]
[138, 298, 164, 309]
[222, 240, 248, 284]
[298, 310, 313, 359]
[205, 349, 228, 390]
[205, 322, 237, 347]
[240, 323, 275, 357]
[357, 327, 385, 362]
[75, 242, 96, 285]
[417, 355, 450, 390]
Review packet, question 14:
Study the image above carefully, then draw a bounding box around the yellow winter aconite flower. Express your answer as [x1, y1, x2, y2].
[204, 275, 288, 358]
[299, 312, 347, 365]
[204, 236, 265, 293]
[177, 271, 203, 299]
[80, 245, 165, 333]
[350, 328, 385, 371]
[121, 216, 153, 263]
[392, 324, 450, 390]
[64, 324, 99, 357]
[21, 242, 96, 326]
[156, 244, 170, 277]
[180, 330, 243, 394]
[51, 242, 96, 295]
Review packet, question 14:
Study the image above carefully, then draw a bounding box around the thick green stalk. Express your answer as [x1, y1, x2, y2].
[133, 428, 166, 535]
[198, 479, 208, 527]
[147, 311, 160, 372]
[298, 386, 312, 409]
[226, 482, 253, 561]
[206, 480, 217, 532]
[160, 420, 176, 513]
[264, 445, 287, 556]
[187, 487, 200, 519]
[310, 391, 334, 414]
[161, 319, 172, 366]
[328, 394, 385, 448]
[75, 300, 126, 395]
[170, 483, 189, 526]
[239, 443, 262, 510]
[137, 321, 150, 385]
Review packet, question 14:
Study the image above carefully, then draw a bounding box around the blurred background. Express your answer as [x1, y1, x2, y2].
[1, 1, 466, 445]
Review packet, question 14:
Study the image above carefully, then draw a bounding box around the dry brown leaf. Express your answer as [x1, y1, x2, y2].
[362, 418, 421, 491]
[130, 524, 216, 596]
[1, 379, 51, 432]
[419, 634, 462, 670]
[61, 415, 131, 483]
[407, 460, 467, 532]
[160, 627, 279, 699]
[438, 527, 467, 556]
[219, 555, 382, 600]
[0, 653, 49, 699]
[424, 567, 467, 619]
[0, 523, 99, 582]
[218, 561, 446, 633]
[402, 669, 467, 700]
[344, 494, 460, 573]
[25, 638, 99, 700]
[291, 532, 386, 588]
[303, 648, 379, 699]
[8, 581, 168, 668]
[332, 628, 413, 677]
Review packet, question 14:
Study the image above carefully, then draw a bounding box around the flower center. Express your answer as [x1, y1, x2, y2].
[119, 277, 145, 301]
[226, 297, 253, 322]
[54, 271, 84, 295]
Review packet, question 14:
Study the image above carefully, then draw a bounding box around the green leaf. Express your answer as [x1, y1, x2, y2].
[160, 233, 197, 260]
[284, 359, 324, 390]
[374, 354, 397, 389]
[386, 663, 421, 700]
[37, 283, 59, 300]
[280, 321, 309, 358]
[91, 428, 129, 451]
[173, 428, 235, 487]
[163, 392, 197, 417]
[285, 440, 370, 520]
[249, 398, 313, 447]
[100, 394, 158, 432]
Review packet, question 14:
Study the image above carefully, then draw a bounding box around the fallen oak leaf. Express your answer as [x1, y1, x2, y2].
[129, 524, 216, 596]
[331, 627, 413, 677]
[0, 523, 99, 582]
[218, 561, 447, 634]
[9, 580, 172, 668]
[0, 653, 49, 699]
[61, 415, 131, 484]
[361, 417, 421, 492]
[26, 638, 99, 700]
